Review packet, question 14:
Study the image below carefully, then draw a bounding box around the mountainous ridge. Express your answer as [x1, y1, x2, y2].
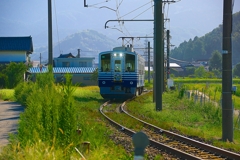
[33, 30, 121, 62]
[170, 11, 240, 65]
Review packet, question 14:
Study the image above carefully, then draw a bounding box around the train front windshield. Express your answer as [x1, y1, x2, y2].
[101, 53, 111, 72]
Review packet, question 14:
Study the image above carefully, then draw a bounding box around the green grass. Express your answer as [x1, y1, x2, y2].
[127, 91, 240, 152]
[175, 83, 240, 110]
[0, 86, 131, 160]
[1, 77, 240, 158]
[0, 89, 16, 101]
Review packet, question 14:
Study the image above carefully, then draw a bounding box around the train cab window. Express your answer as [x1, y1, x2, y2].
[101, 53, 111, 72]
[125, 54, 135, 72]
[115, 60, 121, 72]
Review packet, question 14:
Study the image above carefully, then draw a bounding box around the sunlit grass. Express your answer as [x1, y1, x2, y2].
[0, 89, 16, 101]
[0, 140, 80, 160]
[127, 91, 240, 152]
[179, 83, 240, 109]
[0, 84, 132, 159]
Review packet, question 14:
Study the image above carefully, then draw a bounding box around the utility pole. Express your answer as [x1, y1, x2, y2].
[148, 41, 151, 83]
[162, 13, 165, 92]
[154, 0, 163, 111]
[167, 30, 170, 79]
[40, 53, 42, 65]
[48, 0, 53, 66]
[222, 0, 233, 142]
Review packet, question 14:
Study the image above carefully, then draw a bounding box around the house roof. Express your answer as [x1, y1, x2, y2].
[0, 36, 33, 53]
[58, 53, 76, 58]
[29, 67, 97, 74]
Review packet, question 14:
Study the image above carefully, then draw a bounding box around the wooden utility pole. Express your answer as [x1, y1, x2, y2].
[222, 0, 233, 142]
[154, 0, 163, 111]
[48, 0, 53, 66]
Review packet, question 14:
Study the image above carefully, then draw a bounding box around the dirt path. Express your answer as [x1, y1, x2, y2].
[0, 101, 24, 150]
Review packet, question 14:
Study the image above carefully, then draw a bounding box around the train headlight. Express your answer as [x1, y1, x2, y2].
[114, 53, 117, 56]
[130, 81, 133, 85]
[120, 53, 123, 57]
[102, 81, 106, 84]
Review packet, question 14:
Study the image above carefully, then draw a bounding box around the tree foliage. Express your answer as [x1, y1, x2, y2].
[194, 66, 207, 78]
[170, 11, 240, 65]
[0, 62, 27, 89]
[209, 50, 222, 71]
[233, 63, 240, 77]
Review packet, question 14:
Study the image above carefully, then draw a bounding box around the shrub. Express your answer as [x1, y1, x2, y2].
[16, 71, 80, 158]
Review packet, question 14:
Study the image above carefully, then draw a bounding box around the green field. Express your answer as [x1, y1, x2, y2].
[0, 77, 240, 159]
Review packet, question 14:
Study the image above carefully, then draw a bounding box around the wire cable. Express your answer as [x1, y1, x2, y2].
[169, 57, 191, 63]
[132, 5, 153, 20]
[54, 0, 61, 55]
[118, 1, 151, 19]
[88, 0, 110, 7]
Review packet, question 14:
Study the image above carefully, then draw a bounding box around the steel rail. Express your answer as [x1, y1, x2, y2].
[120, 102, 240, 160]
[100, 101, 202, 160]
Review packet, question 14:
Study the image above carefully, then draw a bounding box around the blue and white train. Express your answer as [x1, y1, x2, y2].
[98, 46, 145, 99]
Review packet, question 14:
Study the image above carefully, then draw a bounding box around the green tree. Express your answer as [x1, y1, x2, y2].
[185, 67, 195, 76]
[194, 66, 206, 78]
[233, 63, 240, 77]
[2, 62, 27, 89]
[209, 50, 222, 71]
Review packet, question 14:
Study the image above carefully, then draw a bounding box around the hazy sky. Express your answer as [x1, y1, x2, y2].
[0, 0, 240, 50]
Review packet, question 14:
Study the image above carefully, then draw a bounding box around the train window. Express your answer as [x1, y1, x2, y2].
[125, 54, 135, 72]
[101, 54, 111, 72]
[115, 60, 121, 72]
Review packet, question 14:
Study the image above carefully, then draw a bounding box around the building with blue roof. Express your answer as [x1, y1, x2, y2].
[28, 49, 97, 86]
[0, 36, 33, 64]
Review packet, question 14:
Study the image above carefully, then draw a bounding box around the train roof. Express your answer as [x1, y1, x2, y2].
[99, 46, 143, 56]
[99, 46, 145, 62]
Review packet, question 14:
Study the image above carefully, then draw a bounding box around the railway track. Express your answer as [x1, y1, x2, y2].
[100, 100, 240, 160]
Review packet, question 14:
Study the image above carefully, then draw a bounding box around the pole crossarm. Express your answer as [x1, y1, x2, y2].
[84, 0, 88, 7]
[118, 36, 153, 39]
[105, 19, 153, 29]
[105, 19, 170, 29]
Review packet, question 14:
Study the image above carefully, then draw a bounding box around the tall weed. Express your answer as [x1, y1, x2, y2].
[16, 71, 80, 157]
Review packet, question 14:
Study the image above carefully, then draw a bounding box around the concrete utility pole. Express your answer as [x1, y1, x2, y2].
[162, 14, 165, 92]
[222, 0, 233, 142]
[48, 0, 53, 66]
[40, 53, 42, 65]
[167, 30, 170, 79]
[154, 0, 163, 111]
[148, 42, 151, 83]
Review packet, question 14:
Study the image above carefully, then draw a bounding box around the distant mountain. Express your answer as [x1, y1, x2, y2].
[170, 11, 240, 66]
[32, 30, 121, 62]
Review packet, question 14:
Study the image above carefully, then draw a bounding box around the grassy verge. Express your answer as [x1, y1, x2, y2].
[127, 91, 240, 152]
[174, 83, 240, 109]
[0, 73, 131, 159]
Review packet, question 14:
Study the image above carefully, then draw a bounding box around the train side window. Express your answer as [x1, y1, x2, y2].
[101, 53, 111, 72]
[125, 54, 135, 72]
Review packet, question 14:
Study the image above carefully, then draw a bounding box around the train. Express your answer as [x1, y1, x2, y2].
[98, 45, 145, 99]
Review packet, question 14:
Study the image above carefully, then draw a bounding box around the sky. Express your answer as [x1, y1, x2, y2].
[0, 0, 240, 60]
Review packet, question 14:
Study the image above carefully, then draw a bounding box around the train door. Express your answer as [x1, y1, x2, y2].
[111, 53, 124, 72]
[112, 53, 123, 82]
